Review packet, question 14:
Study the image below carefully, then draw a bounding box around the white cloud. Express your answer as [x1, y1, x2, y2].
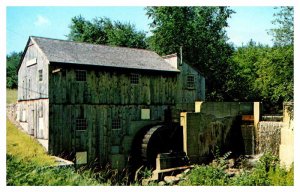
[34, 15, 50, 26]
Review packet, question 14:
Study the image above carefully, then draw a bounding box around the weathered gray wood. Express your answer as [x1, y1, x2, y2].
[18, 44, 206, 169]
[18, 39, 49, 100]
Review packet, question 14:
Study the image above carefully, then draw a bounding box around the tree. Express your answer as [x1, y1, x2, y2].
[6, 52, 22, 89]
[227, 39, 293, 112]
[225, 40, 266, 101]
[145, 6, 235, 100]
[254, 45, 293, 104]
[269, 6, 294, 46]
[67, 15, 147, 49]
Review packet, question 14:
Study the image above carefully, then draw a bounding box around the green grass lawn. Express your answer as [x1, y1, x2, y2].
[6, 88, 17, 104]
[6, 119, 101, 186]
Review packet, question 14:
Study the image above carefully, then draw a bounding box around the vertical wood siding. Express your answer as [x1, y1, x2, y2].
[18, 39, 49, 100]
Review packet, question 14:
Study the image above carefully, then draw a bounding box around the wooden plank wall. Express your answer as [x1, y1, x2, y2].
[48, 104, 171, 165]
[47, 62, 205, 167]
[17, 99, 49, 140]
[49, 67, 177, 105]
[18, 39, 49, 100]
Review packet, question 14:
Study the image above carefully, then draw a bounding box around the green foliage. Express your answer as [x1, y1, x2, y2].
[227, 41, 293, 110]
[179, 152, 293, 186]
[231, 153, 293, 186]
[146, 6, 235, 101]
[7, 119, 56, 166]
[6, 52, 22, 89]
[254, 45, 293, 104]
[180, 165, 230, 186]
[6, 154, 101, 186]
[269, 6, 294, 46]
[67, 15, 147, 49]
[6, 119, 139, 186]
[7, 119, 100, 185]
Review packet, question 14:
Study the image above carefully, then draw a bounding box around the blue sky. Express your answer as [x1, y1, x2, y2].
[6, 6, 277, 54]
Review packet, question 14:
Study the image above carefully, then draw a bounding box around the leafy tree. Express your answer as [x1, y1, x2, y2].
[145, 6, 235, 100]
[254, 45, 293, 104]
[269, 6, 294, 46]
[226, 6, 294, 111]
[6, 52, 22, 89]
[67, 15, 147, 49]
[226, 40, 268, 101]
[227, 40, 293, 112]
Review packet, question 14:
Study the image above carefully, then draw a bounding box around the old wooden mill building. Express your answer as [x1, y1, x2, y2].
[17, 36, 205, 169]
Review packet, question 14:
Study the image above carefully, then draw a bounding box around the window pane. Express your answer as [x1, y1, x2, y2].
[112, 119, 121, 130]
[130, 73, 139, 84]
[76, 118, 87, 131]
[38, 70, 43, 81]
[187, 75, 195, 89]
[76, 70, 87, 81]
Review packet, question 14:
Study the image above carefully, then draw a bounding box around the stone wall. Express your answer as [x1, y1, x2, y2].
[7, 103, 17, 122]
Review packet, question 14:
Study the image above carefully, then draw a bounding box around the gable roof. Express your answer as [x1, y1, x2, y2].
[30, 36, 179, 72]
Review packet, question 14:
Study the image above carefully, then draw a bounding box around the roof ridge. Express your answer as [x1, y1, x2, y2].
[30, 36, 155, 54]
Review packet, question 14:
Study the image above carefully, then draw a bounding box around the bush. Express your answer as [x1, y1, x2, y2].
[179, 152, 294, 186]
[179, 165, 230, 186]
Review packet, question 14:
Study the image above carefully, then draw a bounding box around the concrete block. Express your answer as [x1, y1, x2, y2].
[195, 101, 203, 113]
[279, 144, 294, 168]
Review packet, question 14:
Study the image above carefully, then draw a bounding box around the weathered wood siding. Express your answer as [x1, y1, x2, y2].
[17, 99, 49, 139]
[48, 66, 177, 105]
[17, 39, 50, 140]
[18, 39, 49, 100]
[177, 61, 205, 104]
[48, 104, 170, 165]
[164, 55, 205, 112]
[48, 66, 178, 166]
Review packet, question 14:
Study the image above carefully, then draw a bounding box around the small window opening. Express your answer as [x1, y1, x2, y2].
[76, 118, 87, 131]
[38, 104, 43, 118]
[76, 70, 87, 81]
[130, 73, 139, 84]
[112, 119, 121, 130]
[187, 75, 195, 89]
[38, 70, 43, 81]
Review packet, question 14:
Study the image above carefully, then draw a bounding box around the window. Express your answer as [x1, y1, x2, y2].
[130, 73, 139, 84]
[187, 75, 195, 89]
[141, 109, 150, 120]
[112, 119, 121, 130]
[76, 70, 87, 81]
[38, 70, 43, 81]
[38, 104, 43, 118]
[21, 109, 27, 122]
[76, 118, 87, 131]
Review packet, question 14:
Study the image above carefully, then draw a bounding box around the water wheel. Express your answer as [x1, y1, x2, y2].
[140, 124, 182, 168]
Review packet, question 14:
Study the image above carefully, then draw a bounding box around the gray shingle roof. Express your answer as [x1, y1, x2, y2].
[31, 36, 179, 72]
